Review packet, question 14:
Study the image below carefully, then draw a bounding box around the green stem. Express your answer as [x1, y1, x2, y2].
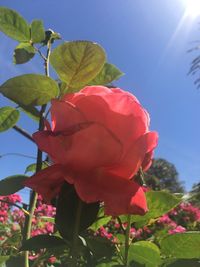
[71, 200, 82, 267]
[124, 215, 131, 267]
[23, 41, 51, 267]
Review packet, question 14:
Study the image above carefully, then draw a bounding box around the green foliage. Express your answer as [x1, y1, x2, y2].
[127, 241, 161, 267]
[0, 257, 10, 265]
[21, 235, 66, 251]
[0, 7, 30, 42]
[163, 259, 200, 267]
[90, 215, 112, 232]
[90, 207, 112, 231]
[85, 236, 115, 261]
[50, 41, 106, 89]
[25, 162, 48, 173]
[120, 191, 181, 227]
[13, 43, 35, 64]
[55, 183, 100, 240]
[160, 232, 200, 259]
[189, 182, 200, 206]
[0, 74, 59, 106]
[19, 105, 40, 121]
[0, 107, 19, 132]
[0, 175, 28, 195]
[40, 216, 55, 223]
[30, 20, 45, 43]
[89, 63, 124, 85]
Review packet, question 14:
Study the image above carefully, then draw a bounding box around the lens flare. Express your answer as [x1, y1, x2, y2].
[184, 0, 200, 18]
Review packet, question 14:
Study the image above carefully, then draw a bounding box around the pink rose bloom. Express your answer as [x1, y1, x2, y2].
[24, 86, 158, 216]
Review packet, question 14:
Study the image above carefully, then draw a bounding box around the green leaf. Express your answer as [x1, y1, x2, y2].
[89, 63, 124, 85]
[0, 7, 30, 41]
[0, 256, 9, 264]
[160, 232, 200, 259]
[21, 235, 66, 251]
[40, 216, 55, 223]
[96, 260, 121, 267]
[25, 162, 48, 173]
[90, 215, 112, 232]
[0, 107, 20, 132]
[55, 183, 100, 240]
[30, 20, 45, 43]
[19, 105, 40, 121]
[164, 259, 200, 267]
[0, 74, 59, 106]
[13, 43, 35, 64]
[50, 41, 106, 89]
[0, 175, 28, 195]
[90, 207, 111, 231]
[120, 191, 181, 226]
[128, 241, 161, 267]
[85, 236, 115, 260]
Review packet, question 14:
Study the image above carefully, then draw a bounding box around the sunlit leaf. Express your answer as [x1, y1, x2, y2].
[13, 43, 35, 64]
[0, 256, 9, 264]
[0, 107, 19, 132]
[25, 162, 48, 173]
[30, 20, 45, 43]
[40, 216, 55, 223]
[89, 63, 124, 85]
[50, 41, 106, 89]
[0, 74, 59, 106]
[160, 232, 200, 259]
[0, 7, 30, 41]
[127, 241, 161, 267]
[90, 207, 111, 231]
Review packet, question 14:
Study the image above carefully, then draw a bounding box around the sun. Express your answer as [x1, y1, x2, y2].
[184, 0, 200, 18]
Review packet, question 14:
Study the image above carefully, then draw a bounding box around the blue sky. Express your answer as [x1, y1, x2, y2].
[1, 0, 200, 200]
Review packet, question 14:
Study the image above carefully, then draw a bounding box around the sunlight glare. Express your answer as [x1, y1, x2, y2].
[184, 0, 200, 18]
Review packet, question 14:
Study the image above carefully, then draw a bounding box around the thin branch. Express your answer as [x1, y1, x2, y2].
[0, 153, 36, 160]
[0, 199, 30, 216]
[13, 125, 35, 144]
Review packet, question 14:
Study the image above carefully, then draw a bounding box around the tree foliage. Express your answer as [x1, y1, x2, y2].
[190, 182, 200, 206]
[145, 158, 185, 193]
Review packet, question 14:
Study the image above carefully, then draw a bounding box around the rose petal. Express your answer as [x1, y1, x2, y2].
[74, 169, 147, 216]
[62, 87, 149, 149]
[33, 123, 122, 171]
[24, 164, 67, 202]
[51, 99, 86, 132]
[107, 131, 158, 179]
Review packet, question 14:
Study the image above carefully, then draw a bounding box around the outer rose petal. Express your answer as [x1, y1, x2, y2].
[51, 100, 86, 132]
[142, 151, 154, 171]
[74, 169, 147, 216]
[23, 164, 67, 202]
[33, 123, 122, 171]
[141, 132, 159, 171]
[107, 131, 158, 179]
